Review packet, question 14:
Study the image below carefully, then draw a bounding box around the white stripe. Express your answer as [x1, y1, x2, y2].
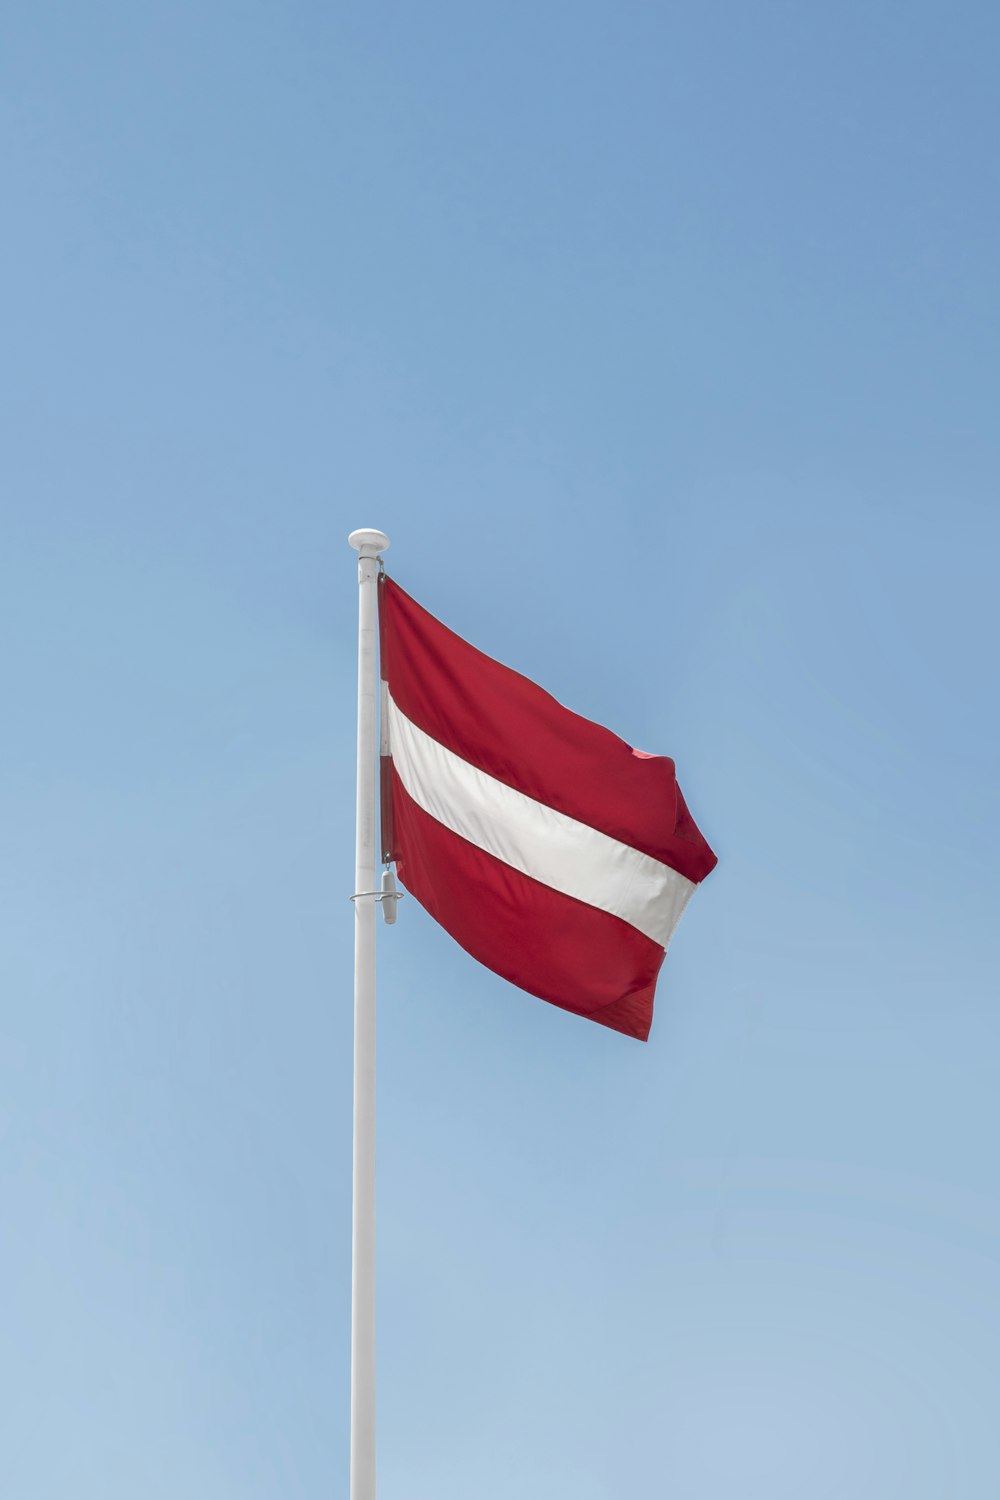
[385, 692, 695, 949]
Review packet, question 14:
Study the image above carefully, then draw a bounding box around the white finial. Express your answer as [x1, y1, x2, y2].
[348, 528, 390, 557]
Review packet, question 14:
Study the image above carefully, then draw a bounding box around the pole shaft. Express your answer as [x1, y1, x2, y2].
[348, 529, 388, 1500]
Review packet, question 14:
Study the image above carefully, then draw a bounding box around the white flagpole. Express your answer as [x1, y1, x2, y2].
[348, 527, 389, 1500]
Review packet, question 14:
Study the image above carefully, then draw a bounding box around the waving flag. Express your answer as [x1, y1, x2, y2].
[378, 576, 716, 1040]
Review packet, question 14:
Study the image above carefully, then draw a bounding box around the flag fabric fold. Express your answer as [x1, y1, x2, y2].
[378, 576, 716, 1041]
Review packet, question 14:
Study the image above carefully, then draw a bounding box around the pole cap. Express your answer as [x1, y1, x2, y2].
[348, 528, 390, 557]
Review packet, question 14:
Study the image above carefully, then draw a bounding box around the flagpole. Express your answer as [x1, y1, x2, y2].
[348, 527, 389, 1500]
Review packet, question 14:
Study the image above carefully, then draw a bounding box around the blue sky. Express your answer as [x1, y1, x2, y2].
[2, 2, 998, 1495]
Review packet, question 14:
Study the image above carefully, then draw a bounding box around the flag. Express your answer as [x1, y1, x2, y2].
[378, 576, 717, 1040]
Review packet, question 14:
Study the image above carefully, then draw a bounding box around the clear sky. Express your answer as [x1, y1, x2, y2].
[2, 2, 998, 1496]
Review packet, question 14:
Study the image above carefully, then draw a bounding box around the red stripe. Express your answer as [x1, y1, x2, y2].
[391, 770, 665, 1041]
[379, 576, 717, 884]
[379, 754, 394, 864]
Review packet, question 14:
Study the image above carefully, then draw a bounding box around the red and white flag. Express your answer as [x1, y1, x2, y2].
[378, 577, 717, 1041]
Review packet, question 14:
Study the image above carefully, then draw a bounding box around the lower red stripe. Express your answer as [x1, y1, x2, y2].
[391, 770, 665, 1040]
